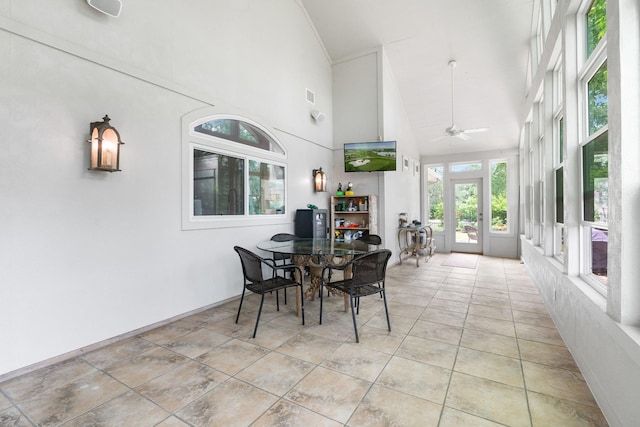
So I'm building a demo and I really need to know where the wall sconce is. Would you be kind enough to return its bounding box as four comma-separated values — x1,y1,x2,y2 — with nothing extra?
313,167,327,192
88,115,124,172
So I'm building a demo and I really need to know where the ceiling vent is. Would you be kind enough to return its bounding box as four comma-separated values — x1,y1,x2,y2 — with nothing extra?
306,88,315,105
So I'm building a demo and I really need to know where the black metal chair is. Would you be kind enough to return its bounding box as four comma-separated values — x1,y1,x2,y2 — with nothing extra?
270,233,297,304
319,249,392,343
357,233,382,245
234,246,304,338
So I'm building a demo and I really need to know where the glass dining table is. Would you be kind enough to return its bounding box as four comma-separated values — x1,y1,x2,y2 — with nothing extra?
256,237,375,317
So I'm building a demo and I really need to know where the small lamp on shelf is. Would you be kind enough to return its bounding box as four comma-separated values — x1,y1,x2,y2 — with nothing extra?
87,115,124,172
313,167,327,192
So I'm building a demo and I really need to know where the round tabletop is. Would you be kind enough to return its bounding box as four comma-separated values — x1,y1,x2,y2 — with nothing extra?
256,237,372,256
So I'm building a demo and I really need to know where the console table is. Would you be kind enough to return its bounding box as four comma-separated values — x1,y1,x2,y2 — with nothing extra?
397,225,435,267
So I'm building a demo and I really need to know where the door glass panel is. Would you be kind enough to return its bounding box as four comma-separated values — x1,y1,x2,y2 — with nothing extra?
455,182,479,244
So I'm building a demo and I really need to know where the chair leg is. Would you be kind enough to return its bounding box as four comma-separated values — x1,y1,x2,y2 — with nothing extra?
319,283,324,325
349,292,360,343
299,284,305,326
253,293,266,338
276,290,280,311
235,288,247,324
381,289,391,332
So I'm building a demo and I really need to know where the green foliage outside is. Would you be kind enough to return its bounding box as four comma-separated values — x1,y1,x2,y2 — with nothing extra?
586,0,607,57
491,162,508,231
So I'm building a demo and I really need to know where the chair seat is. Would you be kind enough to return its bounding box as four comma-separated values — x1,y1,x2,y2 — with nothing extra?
246,276,300,294
325,279,383,298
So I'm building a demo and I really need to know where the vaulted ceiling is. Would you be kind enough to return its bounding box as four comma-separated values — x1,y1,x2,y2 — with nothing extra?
301,0,535,156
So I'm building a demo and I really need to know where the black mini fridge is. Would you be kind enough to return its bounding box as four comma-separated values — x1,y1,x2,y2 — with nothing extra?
295,209,328,238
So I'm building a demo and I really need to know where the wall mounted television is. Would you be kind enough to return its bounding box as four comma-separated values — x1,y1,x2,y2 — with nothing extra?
344,141,397,172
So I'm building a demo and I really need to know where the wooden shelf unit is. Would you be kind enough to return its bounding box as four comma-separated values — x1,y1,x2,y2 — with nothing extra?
330,195,377,241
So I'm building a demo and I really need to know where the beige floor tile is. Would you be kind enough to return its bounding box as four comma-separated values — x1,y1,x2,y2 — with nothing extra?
275,332,342,364
60,390,168,426
427,297,470,314
285,366,371,424
518,339,579,371
103,347,187,388
470,294,512,309
420,307,467,327
237,323,302,349
252,399,342,426
0,406,33,427
376,356,451,403
366,311,415,334
0,393,10,411
522,361,598,407
454,347,524,388
155,416,192,426
460,329,520,358
321,342,391,382
15,370,128,426
176,378,278,426
386,300,425,320
515,322,565,346
396,335,458,369
510,299,548,315
465,314,516,337
196,339,269,376
528,391,608,427
1,358,97,402
135,360,229,412
236,351,314,396
439,407,505,427
349,384,442,426
82,337,156,370
163,327,231,358
446,372,530,427
355,324,405,354
434,289,472,303
391,292,434,307
472,287,510,299
468,303,513,321
139,321,194,345
410,319,463,345
512,309,555,328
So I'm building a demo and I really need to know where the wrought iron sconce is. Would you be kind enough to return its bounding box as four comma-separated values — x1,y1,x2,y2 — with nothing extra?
313,167,327,192
88,115,124,172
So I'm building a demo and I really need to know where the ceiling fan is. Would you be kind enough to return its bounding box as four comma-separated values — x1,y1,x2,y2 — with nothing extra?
435,60,489,141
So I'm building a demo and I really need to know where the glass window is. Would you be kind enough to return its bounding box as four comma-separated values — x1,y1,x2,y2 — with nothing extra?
195,118,285,155
183,112,288,229
490,161,508,232
426,166,444,232
582,131,608,223
586,0,607,58
450,162,482,172
193,149,245,216
555,167,564,224
249,160,285,215
587,61,608,135
558,117,564,163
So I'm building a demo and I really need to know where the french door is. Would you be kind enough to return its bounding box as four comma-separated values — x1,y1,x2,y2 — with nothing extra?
451,179,483,253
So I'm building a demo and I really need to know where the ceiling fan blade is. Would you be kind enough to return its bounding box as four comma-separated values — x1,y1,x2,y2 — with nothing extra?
463,127,489,134
431,134,448,142
455,133,471,141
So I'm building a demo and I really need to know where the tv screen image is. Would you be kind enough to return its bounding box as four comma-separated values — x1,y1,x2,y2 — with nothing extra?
344,141,397,172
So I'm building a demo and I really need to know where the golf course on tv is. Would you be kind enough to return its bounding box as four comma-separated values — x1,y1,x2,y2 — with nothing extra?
344,142,396,172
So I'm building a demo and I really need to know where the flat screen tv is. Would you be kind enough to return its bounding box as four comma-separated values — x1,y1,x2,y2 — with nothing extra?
344,141,397,172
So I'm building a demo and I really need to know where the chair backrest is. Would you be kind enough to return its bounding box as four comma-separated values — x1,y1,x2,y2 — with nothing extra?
234,246,264,283
351,249,392,286
357,234,382,245
271,233,296,242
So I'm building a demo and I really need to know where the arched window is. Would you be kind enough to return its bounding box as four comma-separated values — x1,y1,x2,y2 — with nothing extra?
182,110,288,230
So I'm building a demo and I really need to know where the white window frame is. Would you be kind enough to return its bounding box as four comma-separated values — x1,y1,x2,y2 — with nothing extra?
181,110,289,230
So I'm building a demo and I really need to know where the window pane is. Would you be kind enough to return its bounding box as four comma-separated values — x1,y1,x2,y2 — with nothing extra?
249,160,285,215
195,119,285,154
588,61,608,135
582,131,608,223
586,0,607,58
555,167,564,223
591,226,608,282
426,166,444,231
450,162,481,172
490,161,508,231
193,149,245,216
558,117,564,163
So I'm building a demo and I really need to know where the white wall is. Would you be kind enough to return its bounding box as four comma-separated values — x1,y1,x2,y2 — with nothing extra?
521,240,640,427
0,0,333,376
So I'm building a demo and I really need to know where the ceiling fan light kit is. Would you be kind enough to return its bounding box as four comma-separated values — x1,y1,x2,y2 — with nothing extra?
435,59,489,141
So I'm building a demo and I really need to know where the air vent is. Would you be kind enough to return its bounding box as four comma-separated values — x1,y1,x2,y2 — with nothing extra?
306,88,315,105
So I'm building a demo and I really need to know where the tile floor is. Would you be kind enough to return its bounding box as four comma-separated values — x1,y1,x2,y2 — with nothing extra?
0,254,609,426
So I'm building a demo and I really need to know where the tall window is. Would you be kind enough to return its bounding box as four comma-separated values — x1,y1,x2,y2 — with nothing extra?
183,113,288,229
490,160,508,232
553,60,565,260
426,166,444,232
580,0,607,290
